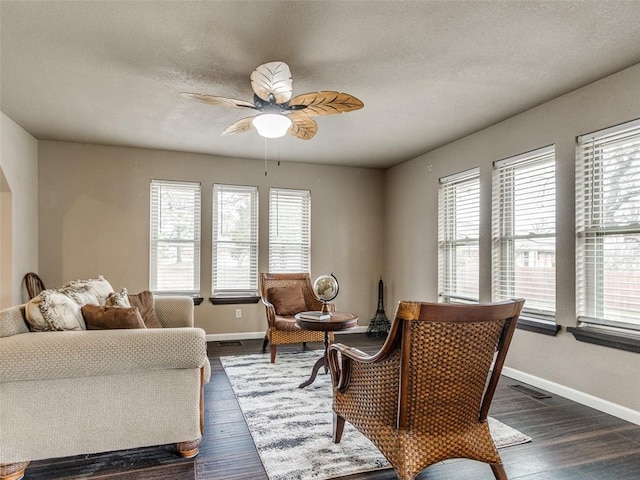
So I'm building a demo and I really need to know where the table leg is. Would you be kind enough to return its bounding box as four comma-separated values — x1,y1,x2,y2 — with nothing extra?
298,331,330,388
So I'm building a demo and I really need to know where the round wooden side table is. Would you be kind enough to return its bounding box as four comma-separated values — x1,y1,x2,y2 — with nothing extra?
295,311,358,388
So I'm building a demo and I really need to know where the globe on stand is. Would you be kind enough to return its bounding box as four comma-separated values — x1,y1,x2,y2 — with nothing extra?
313,273,339,315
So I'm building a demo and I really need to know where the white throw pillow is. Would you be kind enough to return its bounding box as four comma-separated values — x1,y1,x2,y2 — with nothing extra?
25,289,86,331
61,275,114,305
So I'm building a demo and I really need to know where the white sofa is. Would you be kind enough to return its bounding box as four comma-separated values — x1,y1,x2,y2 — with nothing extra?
0,281,210,480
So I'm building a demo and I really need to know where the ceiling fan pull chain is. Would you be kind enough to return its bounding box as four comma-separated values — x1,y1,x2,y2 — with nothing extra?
264,137,268,176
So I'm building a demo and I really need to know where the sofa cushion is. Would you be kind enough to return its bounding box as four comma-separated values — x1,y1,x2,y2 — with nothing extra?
105,288,131,307
268,286,307,316
25,289,86,331
82,305,146,330
61,275,114,305
127,290,163,328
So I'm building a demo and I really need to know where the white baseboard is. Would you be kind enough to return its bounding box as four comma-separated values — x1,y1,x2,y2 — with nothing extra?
206,325,369,343
502,367,640,426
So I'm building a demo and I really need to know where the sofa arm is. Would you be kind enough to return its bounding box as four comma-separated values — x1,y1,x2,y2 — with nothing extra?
0,327,209,383
154,296,194,328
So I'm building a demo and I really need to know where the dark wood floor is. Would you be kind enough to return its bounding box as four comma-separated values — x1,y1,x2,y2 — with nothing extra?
24,334,640,479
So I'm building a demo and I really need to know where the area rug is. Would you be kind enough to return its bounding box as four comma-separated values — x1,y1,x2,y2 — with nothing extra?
220,350,531,480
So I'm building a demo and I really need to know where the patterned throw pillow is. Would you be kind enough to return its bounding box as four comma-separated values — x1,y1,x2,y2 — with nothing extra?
82,305,146,330
105,288,131,307
58,283,99,306
61,275,114,305
25,289,86,331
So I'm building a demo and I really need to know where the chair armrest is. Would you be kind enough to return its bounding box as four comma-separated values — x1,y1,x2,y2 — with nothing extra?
260,297,278,327
328,342,396,392
0,328,209,382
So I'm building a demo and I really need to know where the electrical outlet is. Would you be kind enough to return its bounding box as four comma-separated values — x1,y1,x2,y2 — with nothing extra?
235,309,242,319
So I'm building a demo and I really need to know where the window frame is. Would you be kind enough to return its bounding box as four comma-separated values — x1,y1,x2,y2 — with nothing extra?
575,118,640,335
438,168,480,304
149,179,201,296
268,188,311,273
211,183,259,299
492,145,557,323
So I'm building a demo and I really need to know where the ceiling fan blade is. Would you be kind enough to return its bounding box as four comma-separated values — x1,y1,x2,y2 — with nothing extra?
180,92,256,110
288,91,364,116
221,116,256,136
287,112,318,140
250,62,293,104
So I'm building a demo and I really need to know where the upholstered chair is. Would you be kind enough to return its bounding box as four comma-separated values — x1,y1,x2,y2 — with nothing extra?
260,272,335,363
329,298,525,480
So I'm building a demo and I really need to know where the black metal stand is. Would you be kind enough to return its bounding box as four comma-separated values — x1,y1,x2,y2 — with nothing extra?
367,277,391,337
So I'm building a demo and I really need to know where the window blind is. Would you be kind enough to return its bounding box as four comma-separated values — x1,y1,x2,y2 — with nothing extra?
438,168,480,303
150,180,201,294
269,188,311,273
492,146,556,318
576,119,640,331
212,184,259,296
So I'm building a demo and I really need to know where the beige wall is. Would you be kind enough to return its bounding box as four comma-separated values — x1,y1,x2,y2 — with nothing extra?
384,63,640,412
37,141,385,335
0,113,38,306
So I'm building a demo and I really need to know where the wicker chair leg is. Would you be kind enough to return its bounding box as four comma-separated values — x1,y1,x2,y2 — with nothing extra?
333,412,345,443
490,462,508,480
302,341,307,350
270,344,277,363
261,335,269,353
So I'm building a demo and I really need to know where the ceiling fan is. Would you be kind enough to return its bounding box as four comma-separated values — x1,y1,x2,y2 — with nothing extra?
181,61,364,140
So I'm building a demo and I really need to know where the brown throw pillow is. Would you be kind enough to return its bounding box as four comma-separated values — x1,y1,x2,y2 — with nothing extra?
82,305,146,330
268,286,307,316
127,290,163,328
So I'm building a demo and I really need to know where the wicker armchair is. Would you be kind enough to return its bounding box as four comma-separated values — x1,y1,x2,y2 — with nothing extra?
329,299,525,480
260,272,335,363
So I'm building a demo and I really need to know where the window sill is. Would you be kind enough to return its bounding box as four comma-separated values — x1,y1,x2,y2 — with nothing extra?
152,293,203,306
516,316,560,336
567,324,640,354
209,296,261,305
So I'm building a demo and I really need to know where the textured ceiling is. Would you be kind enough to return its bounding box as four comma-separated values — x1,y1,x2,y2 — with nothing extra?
2,1,640,169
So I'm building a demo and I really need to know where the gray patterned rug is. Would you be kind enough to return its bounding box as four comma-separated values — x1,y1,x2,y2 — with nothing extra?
220,350,531,480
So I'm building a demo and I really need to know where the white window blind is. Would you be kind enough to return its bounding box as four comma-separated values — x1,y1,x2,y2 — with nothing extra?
492,146,556,318
576,119,640,331
150,180,201,294
438,168,480,303
212,184,259,296
269,188,311,273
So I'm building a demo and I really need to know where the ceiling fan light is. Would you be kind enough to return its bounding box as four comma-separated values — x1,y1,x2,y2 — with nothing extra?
252,113,292,138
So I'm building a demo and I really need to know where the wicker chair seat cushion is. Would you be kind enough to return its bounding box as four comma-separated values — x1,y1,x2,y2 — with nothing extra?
273,316,301,332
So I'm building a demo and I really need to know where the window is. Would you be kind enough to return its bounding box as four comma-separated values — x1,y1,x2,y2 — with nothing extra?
150,180,201,294
212,184,259,297
438,168,480,303
576,119,640,332
269,188,310,273
492,146,556,320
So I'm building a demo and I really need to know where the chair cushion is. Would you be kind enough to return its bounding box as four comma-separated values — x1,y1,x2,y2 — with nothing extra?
82,305,146,330
127,290,163,328
274,316,301,331
268,286,307,316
